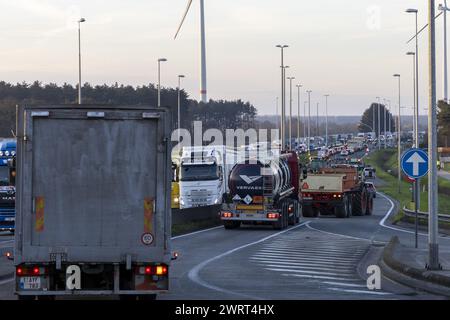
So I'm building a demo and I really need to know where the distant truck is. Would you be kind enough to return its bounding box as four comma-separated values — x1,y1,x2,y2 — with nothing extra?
0,140,16,233
300,166,372,218
14,105,172,300
221,151,302,230
179,145,236,209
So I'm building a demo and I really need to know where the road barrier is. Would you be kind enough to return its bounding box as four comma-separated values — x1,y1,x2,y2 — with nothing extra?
402,206,450,223
172,205,221,225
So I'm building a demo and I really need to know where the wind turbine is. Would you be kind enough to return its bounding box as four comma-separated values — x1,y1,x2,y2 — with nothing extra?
174,0,208,103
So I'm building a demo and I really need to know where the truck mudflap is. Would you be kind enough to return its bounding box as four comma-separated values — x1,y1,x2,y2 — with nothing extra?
15,263,169,296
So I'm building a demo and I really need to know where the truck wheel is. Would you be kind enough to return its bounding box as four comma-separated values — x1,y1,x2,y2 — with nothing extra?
365,196,373,215
312,207,319,218
273,202,287,230
302,205,313,217
295,202,301,224
352,189,367,216
334,204,347,218
223,221,241,229
346,197,352,218
288,201,297,226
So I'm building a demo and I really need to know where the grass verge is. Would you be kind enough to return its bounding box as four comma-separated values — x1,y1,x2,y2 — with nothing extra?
365,150,450,214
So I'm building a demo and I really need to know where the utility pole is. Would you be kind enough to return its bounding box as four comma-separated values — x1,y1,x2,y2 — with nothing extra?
276,45,288,150
296,84,302,146
376,97,381,150
288,76,295,150
324,94,330,147
427,0,440,270
394,74,401,194
307,90,312,157
316,103,319,139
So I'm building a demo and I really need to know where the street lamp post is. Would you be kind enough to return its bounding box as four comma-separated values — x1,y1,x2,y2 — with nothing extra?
427,0,440,270
393,74,401,194
158,58,167,107
324,94,330,147
276,97,280,132
306,90,312,156
276,45,289,150
78,18,86,105
287,76,295,149
177,75,185,141
376,97,381,150
303,100,307,139
439,2,449,101
316,103,319,139
296,84,302,146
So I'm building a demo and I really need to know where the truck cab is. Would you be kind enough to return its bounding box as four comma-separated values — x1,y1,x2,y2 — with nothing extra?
179,146,227,209
0,140,16,233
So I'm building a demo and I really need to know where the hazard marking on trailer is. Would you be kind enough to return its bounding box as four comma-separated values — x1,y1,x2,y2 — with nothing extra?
302,182,309,189
35,196,44,232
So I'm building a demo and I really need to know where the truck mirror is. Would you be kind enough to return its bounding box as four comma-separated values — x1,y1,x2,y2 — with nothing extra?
171,252,179,261
5,251,13,261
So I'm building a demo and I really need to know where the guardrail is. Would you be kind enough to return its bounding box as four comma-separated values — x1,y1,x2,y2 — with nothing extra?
402,206,450,223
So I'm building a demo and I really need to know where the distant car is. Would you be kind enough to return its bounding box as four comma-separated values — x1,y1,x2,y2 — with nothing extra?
364,167,376,179
340,150,349,156
365,182,377,198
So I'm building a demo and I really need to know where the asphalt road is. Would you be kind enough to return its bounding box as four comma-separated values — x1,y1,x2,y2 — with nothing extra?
0,150,449,300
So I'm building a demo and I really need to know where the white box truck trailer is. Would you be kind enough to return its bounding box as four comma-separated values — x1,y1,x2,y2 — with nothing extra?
14,105,172,300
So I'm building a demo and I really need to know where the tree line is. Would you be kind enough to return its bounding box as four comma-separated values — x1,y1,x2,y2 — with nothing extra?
0,81,257,138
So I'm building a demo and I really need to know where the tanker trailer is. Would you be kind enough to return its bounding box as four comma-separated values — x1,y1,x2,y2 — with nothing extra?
221,152,301,230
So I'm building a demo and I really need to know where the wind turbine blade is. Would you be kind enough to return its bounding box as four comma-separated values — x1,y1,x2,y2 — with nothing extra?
174,0,193,39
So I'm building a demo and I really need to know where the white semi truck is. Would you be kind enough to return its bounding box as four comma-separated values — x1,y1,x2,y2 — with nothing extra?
178,145,238,209
14,105,173,300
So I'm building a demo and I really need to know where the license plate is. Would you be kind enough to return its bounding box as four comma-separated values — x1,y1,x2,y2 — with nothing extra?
19,277,41,290
243,211,256,215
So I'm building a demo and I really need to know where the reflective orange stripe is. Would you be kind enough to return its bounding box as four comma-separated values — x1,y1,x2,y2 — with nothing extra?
35,196,44,232
144,198,154,233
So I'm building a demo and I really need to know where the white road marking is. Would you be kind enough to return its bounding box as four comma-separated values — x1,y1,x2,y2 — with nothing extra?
187,222,309,299
322,281,367,288
253,252,360,263
282,273,361,282
305,222,386,244
377,192,450,241
255,260,355,272
171,225,223,240
0,277,14,286
327,287,392,296
249,256,358,268
265,267,358,278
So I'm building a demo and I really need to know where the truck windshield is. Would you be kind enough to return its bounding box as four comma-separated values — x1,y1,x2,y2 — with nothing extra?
180,164,219,181
0,166,9,186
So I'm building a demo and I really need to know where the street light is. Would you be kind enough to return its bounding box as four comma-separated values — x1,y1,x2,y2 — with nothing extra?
276,45,289,150
78,18,86,105
306,90,312,156
427,0,440,270
324,94,330,147
393,74,401,194
157,58,167,107
316,102,320,139
406,52,417,148
287,76,295,149
303,100,307,139
177,75,185,142
296,84,302,145
439,2,449,101
376,96,381,150
406,9,420,152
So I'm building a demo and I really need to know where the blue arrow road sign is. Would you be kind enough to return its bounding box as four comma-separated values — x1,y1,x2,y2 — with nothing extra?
401,148,429,179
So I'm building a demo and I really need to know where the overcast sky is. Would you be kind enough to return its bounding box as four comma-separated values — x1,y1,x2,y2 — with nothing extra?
0,0,446,116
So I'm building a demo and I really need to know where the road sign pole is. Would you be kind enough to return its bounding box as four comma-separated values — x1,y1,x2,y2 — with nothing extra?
401,148,430,251
415,179,418,249
428,0,440,270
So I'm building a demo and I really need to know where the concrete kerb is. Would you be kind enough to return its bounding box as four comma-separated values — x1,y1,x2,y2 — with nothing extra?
381,236,450,297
